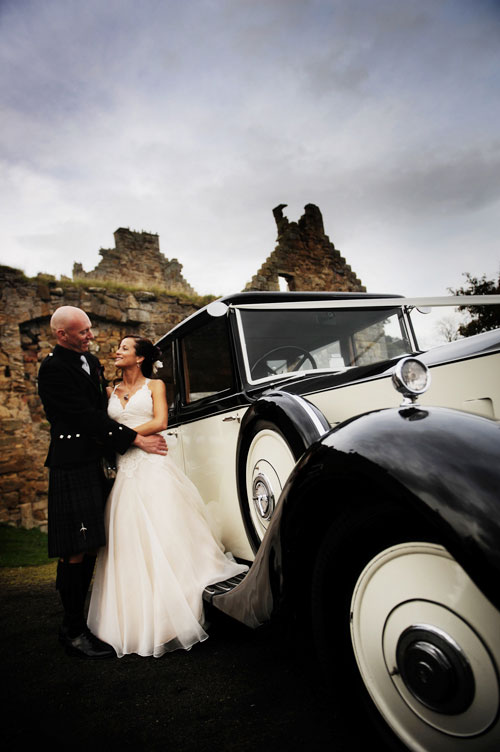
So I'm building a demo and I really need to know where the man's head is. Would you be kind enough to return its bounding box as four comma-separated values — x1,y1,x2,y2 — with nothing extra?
50,306,94,353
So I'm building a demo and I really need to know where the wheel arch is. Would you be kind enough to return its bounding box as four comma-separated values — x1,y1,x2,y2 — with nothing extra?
213,404,500,631
236,390,330,552
237,389,330,457
277,405,500,615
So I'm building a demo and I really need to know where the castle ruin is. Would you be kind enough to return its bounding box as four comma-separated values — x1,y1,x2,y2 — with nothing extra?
73,228,196,295
0,203,365,532
245,203,365,292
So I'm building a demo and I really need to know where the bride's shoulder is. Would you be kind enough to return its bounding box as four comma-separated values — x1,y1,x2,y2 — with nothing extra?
147,378,166,396
107,381,122,398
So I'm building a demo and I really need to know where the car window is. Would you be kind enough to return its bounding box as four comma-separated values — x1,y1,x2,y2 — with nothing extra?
351,313,410,365
239,307,412,380
181,315,234,403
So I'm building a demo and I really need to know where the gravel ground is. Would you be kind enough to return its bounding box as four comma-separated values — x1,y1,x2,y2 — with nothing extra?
0,563,351,751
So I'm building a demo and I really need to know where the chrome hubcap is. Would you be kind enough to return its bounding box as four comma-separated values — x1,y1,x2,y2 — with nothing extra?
396,625,475,715
252,472,275,520
245,429,295,542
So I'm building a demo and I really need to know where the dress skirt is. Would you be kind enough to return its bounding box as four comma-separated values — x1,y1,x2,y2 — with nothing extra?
87,444,247,658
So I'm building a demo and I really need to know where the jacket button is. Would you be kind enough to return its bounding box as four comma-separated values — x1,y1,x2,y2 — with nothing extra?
59,434,64,439
108,431,113,435
76,434,80,438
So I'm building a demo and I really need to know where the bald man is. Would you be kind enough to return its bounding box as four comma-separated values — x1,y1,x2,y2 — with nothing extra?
38,306,167,658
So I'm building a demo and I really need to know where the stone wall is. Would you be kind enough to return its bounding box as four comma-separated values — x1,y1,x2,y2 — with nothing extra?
1,204,365,533
73,228,196,295
245,204,365,292
0,266,200,532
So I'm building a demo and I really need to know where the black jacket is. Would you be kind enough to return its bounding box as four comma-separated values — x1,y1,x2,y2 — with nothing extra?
38,345,136,468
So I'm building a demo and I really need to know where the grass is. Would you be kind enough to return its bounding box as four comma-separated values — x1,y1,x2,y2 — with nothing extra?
0,523,52,567
2,264,220,307
61,276,218,306
34,271,218,307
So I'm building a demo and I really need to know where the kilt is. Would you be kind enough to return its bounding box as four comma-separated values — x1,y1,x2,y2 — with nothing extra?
47,460,109,558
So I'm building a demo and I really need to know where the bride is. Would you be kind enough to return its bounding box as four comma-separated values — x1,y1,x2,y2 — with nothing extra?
87,335,247,658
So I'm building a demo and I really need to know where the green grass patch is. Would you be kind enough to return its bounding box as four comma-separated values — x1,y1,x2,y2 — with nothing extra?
1,263,220,307
41,274,218,306
0,524,52,567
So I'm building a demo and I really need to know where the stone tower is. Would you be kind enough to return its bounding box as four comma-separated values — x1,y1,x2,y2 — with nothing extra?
245,204,365,292
73,228,196,295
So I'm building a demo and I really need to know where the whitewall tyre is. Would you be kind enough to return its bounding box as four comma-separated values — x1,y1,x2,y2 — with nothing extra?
350,542,500,751
244,424,295,545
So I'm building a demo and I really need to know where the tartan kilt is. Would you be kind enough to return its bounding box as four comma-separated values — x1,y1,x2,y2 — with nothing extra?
47,460,109,558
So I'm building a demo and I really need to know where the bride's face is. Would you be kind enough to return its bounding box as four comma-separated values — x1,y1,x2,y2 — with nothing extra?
115,338,139,370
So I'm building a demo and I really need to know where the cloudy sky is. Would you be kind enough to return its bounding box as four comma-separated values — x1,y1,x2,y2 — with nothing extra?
1,0,499,300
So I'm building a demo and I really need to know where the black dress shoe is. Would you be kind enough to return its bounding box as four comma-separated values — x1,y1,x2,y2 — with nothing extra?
65,629,116,659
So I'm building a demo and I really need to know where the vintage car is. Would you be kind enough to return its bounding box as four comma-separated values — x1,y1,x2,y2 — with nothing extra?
155,291,500,751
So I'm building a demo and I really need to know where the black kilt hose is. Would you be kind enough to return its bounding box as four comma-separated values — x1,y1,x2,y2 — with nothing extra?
38,345,137,559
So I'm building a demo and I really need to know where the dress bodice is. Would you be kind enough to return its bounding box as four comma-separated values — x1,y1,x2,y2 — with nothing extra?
108,380,154,428
108,380,172,478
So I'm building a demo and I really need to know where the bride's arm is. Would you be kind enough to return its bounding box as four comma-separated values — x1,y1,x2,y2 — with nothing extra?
133,380,168,436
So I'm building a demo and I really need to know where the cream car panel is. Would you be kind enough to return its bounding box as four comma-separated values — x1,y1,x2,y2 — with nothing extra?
419,354,500,419
307,353,500,427
162,429,185,468
177,407,254,561
307,376,402,427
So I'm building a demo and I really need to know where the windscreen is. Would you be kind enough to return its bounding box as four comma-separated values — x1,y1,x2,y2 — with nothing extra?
239,307,413,381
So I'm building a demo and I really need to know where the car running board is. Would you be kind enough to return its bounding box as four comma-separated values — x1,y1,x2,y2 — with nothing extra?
202,572,247,603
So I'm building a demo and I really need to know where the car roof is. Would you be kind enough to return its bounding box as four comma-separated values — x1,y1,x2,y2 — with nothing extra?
156,290,403,344
216,291,401,305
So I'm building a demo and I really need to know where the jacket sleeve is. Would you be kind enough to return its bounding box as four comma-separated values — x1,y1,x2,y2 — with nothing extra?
38,357,136,455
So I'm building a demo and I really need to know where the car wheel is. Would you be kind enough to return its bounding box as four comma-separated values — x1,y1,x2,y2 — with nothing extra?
311,502,500,751
238,419,297,551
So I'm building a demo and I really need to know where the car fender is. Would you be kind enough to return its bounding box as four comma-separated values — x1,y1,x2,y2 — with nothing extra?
235,389,330,551
238,389,330,456
215,404,500,626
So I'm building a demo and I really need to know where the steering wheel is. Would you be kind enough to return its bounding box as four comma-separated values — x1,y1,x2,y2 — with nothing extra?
251,346,317,378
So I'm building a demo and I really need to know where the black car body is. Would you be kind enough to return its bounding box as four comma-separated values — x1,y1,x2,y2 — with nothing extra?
156,291,500,751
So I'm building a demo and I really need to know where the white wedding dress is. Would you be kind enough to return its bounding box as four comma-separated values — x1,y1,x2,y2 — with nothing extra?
87,380,247,658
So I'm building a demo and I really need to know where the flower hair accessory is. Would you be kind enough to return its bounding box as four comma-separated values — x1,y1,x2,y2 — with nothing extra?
153,360,163,374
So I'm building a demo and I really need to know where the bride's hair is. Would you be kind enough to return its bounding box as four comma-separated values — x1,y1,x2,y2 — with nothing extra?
126,335,162,378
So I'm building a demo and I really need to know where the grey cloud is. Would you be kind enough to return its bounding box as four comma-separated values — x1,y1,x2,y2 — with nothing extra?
359,146,500,217
1,0,499,299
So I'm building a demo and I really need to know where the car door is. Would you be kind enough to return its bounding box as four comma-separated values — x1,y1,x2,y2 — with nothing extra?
171,314,253,560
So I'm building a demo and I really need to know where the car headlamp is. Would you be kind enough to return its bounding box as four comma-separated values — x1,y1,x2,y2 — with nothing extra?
392,357,431,404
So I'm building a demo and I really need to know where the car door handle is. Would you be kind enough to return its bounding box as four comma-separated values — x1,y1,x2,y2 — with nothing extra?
222,416,241,423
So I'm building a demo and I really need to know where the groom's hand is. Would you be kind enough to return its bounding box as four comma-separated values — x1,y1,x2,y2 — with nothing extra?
133,434,168,455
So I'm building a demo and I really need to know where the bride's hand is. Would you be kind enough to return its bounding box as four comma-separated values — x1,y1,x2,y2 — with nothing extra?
133,433,168,455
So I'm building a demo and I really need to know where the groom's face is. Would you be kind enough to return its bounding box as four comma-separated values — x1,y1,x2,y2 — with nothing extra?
60,313,94,353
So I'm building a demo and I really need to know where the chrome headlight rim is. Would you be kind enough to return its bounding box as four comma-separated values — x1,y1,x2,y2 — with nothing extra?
392,357,431,402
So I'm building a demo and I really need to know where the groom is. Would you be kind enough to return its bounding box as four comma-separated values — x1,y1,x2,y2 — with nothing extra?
38,305,167,658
